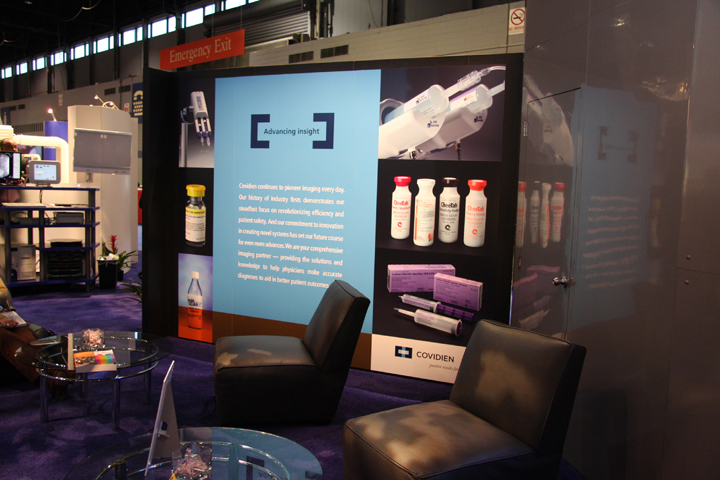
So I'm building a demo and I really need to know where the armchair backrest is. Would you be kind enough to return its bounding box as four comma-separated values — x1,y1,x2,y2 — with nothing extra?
302,280,370,374
449,320,586,456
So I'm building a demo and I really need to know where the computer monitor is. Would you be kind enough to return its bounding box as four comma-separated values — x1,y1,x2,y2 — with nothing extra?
73,128,132,175
0,152,22,181
27,160,61,186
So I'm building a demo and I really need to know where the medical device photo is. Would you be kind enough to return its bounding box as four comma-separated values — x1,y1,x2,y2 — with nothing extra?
180,90,214,167
378,66,506,160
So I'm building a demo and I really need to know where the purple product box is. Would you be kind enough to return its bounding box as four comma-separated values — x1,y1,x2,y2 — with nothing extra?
433,273,483,311
387,264,456,293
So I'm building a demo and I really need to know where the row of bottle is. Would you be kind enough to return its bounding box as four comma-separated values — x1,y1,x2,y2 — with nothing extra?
515,181,565,248
391,176,487,247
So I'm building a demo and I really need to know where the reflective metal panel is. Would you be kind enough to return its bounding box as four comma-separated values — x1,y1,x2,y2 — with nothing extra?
525,0,590,50
662,270,720,478
513,88,580,338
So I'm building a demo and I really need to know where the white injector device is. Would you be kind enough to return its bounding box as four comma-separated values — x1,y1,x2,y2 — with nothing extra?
378,66,506,160
190,91,212,146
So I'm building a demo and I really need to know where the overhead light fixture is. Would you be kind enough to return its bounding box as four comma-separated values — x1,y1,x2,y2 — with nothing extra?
47,108,57,121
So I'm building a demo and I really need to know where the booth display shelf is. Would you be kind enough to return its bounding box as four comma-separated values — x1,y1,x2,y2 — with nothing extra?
0,186,99,291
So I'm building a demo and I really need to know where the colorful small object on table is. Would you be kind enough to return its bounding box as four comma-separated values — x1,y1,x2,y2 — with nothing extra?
82,328,105,350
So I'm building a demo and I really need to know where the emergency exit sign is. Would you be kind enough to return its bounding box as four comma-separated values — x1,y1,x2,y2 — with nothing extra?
160,30,245,70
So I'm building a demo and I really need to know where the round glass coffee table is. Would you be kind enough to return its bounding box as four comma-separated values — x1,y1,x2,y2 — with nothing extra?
15,330,173,428
65,427,323,479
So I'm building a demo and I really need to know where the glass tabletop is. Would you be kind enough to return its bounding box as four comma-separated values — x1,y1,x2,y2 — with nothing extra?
65,427,323,479
15,331,174,381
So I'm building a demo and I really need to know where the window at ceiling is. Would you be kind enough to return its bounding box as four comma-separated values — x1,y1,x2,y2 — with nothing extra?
1,66,11,79
71,43,89,60
150,18,168,37
94,35,114,53
123,28,136,45
15,62,28,75
32,56,46,71
51,51,66,65
185,7,204,27
225,0,245,8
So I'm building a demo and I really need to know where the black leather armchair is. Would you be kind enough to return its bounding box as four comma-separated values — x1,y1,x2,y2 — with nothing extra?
343,319,586,480
214,280,370,426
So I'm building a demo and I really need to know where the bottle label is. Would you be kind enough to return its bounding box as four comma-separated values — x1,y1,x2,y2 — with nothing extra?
464,202,486,246
551,204,563,242
540,203,550,247
529,203,540,243
188,294,203,312
438,199,459,241
186,207,206,243
515,198,526,247
414,198,435,243
391,198,411,238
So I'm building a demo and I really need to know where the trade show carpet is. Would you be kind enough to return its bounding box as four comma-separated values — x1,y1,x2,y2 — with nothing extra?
1,264,585,480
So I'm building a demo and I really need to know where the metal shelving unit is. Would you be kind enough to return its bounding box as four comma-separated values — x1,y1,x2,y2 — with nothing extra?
0,186,100,291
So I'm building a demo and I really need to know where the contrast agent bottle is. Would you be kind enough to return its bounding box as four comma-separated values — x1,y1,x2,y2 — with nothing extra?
529,181,541,244
187,271,203,329
391,176,412,239
463,179,487,247
438,177,460,243
185,184,207,247
413,178,436,247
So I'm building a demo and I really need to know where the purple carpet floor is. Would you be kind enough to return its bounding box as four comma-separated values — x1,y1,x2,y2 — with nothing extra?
0,261,584,479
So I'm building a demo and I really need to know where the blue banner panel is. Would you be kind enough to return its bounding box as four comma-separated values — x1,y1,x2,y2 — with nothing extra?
213,70,381,332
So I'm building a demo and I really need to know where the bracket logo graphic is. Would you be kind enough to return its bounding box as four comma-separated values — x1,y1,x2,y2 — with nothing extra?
250,113,335,149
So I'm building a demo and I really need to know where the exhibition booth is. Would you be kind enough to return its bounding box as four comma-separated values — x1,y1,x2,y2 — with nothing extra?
142,53,524,384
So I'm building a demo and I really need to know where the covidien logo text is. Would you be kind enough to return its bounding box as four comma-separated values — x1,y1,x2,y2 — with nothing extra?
251,113,335,149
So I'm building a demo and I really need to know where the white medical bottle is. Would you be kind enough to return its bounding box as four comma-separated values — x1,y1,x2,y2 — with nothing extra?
551,182,565,242
413,178,436,247
185,184,207,247
463,179,487,247
187,272,203,329
515,181,527,248
540,182,552,248
438,177,460,243
529,181,540,244
391,176,412,239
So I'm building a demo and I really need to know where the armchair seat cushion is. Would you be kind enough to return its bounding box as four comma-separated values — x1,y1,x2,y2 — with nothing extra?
215,335,332,425
215,335,316,371
344,400,557,480
213,280,370,426
342,320,586,480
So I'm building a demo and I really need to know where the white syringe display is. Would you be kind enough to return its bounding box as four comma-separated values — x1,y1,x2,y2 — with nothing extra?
382,85,449,124
395,308,462,336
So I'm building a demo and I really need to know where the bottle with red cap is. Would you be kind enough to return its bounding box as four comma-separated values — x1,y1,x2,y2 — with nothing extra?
551,182,565,242
463,179,487,247
391,176,412,239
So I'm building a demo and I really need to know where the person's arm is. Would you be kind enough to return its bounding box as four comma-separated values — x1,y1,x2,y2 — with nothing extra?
0,313,19,328
0,277,14,311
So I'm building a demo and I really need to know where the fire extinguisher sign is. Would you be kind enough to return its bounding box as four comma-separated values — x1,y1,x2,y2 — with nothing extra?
508,7,526,35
